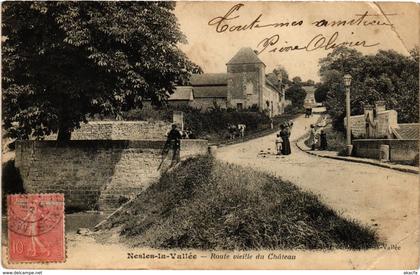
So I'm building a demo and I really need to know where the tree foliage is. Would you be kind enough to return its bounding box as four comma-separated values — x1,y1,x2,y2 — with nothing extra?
304,79,315,86
314,82,328,103
285,84,307,110
292,76,302,85
319,47,419,130
272,65,290,88
2,2,201,140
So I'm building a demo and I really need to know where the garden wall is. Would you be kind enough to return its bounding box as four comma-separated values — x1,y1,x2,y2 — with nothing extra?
15,139,208,211
348,110,398,138
352,139,419,164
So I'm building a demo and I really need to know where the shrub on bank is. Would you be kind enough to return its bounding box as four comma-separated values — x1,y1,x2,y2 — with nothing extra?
284,105,304,115
98,156,381,250
123,105,293,142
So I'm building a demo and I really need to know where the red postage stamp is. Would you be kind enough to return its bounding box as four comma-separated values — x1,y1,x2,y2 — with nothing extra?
7,194,65,263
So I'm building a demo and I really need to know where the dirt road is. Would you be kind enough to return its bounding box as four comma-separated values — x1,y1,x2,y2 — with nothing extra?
217,113,419,254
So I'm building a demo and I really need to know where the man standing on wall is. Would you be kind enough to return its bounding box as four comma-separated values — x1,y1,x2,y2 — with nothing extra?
166,124,182,167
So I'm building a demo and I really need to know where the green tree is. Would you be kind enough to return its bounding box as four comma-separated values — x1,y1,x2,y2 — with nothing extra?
285,84,306,110
272,65,290,88
314,82,328,102
2,2,200,140
303,79,315,86
266,73,280,88
292,76,302,85
319,47,419,130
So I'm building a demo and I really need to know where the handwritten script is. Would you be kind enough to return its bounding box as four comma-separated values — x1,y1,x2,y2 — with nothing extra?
208,3,396,54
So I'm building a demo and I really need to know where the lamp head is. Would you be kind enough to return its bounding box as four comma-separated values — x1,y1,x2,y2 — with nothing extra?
343,74,352,87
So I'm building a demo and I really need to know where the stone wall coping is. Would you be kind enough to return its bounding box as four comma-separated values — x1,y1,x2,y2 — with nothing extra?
16,139,208,149
350,110,397,118
376,110,397,114
349,114,365,118
82,120,170,124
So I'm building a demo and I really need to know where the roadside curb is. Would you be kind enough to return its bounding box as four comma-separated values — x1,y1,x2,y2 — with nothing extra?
296,139,419,175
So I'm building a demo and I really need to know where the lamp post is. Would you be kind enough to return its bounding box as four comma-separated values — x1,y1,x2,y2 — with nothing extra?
343,74,352,156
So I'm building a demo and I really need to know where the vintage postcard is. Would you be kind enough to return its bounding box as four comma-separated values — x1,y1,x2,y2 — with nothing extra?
1,1,419,271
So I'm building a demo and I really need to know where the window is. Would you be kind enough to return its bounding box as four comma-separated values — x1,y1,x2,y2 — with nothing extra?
237,103,243,110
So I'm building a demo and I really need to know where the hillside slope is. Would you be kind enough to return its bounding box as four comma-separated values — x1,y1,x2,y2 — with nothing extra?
97,156,380,250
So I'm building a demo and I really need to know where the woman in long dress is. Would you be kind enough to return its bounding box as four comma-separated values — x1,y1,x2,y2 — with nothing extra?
280,124,291,155
308,124,318,150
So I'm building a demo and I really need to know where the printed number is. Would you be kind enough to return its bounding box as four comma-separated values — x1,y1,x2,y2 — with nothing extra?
11,240,24,254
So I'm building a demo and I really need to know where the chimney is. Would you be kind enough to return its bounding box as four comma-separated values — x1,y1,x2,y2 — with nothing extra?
375,101,386,113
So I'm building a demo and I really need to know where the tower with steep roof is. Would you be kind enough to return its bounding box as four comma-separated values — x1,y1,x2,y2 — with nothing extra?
226,47,266,111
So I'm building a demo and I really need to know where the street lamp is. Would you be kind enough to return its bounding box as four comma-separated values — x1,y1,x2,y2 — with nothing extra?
343,74,352,156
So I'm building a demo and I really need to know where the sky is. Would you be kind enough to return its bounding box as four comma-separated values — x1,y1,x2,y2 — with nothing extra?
174,2,418,82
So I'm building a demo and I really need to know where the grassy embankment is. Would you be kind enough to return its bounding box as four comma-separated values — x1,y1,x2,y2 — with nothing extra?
98,155,381,250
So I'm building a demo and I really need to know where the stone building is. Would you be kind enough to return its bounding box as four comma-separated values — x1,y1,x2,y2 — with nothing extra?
169,47,285,116
302,85,316,108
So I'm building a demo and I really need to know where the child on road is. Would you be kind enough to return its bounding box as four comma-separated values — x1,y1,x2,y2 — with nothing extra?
275,134,283,155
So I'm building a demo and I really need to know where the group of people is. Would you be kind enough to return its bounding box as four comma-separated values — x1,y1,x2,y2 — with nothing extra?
227,123,246,139
308,124,328,151
275,121,293,156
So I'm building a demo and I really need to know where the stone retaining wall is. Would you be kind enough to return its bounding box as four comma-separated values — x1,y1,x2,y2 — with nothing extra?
15,139,208,211
353,139,419,164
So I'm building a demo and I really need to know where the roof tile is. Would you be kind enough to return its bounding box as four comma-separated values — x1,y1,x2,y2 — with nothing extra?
193,86,227,98
190,73,227,86
168,86,193,101
394,123,420,140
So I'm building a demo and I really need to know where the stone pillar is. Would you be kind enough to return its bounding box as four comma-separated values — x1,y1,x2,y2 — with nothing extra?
173,111,184,131
364,104,374,138
363,104,374,116
375,100,386,113
379,144,390,162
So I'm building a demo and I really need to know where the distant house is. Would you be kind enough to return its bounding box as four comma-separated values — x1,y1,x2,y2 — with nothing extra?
189,74,228,110
169,47,286,116
168,86,194,106
302,85,316,108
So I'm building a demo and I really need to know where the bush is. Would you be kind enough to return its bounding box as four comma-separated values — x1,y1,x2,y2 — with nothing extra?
123,105,277,141
98,156,381,250
284,105,303,115
123,104,172,122
323,127,346,152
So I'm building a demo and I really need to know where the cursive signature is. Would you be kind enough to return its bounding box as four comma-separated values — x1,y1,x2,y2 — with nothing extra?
208,4,396,33
208,3,303,33
257,32,380,54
